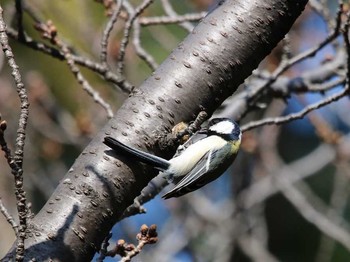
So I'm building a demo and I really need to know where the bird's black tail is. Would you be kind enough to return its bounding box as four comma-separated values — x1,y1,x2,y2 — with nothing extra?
104,136,170,171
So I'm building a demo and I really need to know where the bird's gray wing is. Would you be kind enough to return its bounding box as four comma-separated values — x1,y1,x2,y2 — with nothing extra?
162,148,218,199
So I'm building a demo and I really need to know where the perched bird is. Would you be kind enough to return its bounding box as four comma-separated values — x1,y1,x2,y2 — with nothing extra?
103,118,241,199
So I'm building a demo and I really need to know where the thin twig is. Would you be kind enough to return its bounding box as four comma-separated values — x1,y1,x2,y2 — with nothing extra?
117,0,154,74
122,1,158,71
237,234,279,262
281,33,292,61
160,0,194,32
96,232,112,262
105,225,158,261
5,27,133,93
240,34,347,130
309,0,333,29
343,6,350,87
300,76,345,93
174,111,208,140
0,197,18,234
270,2,343,79
315,163,350,262
35,21,114,118
241,84,349,132
0,6,29,261
60,43,114,118
133,17,158,70
139,12,206,26
281,181,350,251
239,142,335,212
22,1,42,24
100,0,124,66
121,174,167,219
257,117,350,253
244,3,344,109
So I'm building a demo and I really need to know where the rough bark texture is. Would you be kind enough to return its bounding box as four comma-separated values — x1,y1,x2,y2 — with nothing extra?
3,0,308,261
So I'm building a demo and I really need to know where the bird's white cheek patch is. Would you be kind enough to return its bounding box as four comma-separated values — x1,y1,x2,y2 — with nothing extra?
209,121,235,134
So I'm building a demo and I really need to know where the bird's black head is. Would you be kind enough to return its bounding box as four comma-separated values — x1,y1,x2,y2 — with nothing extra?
207,118,241,141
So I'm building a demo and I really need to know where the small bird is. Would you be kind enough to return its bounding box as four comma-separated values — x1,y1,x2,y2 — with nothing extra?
103,118,241,199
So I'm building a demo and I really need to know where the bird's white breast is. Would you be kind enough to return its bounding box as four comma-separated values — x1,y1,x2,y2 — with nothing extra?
168,135,227,177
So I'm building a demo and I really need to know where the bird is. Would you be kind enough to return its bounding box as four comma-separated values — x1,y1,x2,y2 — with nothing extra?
103,118,241,199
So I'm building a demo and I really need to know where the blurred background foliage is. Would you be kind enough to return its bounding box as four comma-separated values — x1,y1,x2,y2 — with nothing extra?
1,0,350,261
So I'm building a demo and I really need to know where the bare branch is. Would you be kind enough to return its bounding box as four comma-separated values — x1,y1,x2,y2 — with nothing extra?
5,27,133,92
160,0,194,32
0,198,18,234
35,21,114,118
0,6,29,261
270,2,343,79
281,181,350,251
100,0,124,66
139,12,206,26
132,17,158,70
241,85,349,132
106,224,158,262
117,0,154,74
96,232,112,262
237,234,279,262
